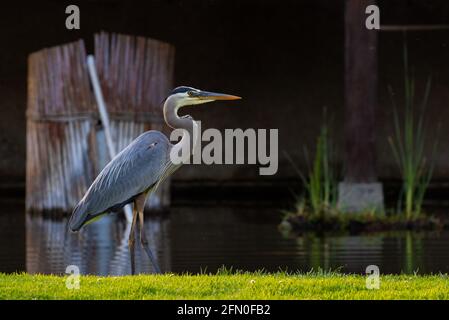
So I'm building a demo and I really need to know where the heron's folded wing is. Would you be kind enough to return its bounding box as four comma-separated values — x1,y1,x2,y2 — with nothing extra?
69,131,170,230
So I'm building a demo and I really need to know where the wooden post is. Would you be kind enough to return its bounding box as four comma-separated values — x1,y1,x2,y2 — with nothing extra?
338,0,384,213
87,55,133,223
26,40,97,213
94,32,175,211
26,34,175,214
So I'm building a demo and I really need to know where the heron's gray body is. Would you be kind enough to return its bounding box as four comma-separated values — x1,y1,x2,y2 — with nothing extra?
69,130,175,231
67,86,240,274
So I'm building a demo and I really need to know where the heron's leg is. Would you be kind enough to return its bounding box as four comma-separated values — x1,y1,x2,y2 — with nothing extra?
128,203,138,275
136,193,162,274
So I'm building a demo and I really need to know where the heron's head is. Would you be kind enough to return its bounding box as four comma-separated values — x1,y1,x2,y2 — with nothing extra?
165,86,241,109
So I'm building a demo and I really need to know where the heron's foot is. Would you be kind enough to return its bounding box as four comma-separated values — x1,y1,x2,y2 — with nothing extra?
140,241,162,274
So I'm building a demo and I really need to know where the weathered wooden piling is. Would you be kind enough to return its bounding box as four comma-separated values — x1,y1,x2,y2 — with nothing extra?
26,33,175,213
94,32,175,209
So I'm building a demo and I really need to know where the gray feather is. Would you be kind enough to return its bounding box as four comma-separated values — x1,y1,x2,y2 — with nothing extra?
69,130,173,231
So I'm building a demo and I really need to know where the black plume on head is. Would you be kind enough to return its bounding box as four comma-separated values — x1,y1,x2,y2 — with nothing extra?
161,86,197,104
170,86,196,95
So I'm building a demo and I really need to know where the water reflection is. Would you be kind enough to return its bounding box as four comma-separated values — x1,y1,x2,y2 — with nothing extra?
154,207,449,274
2,201,449,275
26,214,169,275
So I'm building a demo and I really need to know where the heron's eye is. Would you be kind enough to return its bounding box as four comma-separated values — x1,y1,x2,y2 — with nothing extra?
187,91,195,97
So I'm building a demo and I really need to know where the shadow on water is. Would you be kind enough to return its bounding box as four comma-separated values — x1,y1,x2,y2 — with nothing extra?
2,199,449,275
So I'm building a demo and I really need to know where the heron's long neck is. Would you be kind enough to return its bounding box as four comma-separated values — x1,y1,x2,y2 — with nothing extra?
163,98,197,161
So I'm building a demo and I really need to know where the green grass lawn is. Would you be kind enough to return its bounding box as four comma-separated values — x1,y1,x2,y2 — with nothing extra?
1,272,449,299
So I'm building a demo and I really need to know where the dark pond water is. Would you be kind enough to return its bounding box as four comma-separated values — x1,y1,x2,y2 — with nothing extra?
1,199,449,275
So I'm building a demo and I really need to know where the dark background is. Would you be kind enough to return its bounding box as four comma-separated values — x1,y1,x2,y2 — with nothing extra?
1,0,449,189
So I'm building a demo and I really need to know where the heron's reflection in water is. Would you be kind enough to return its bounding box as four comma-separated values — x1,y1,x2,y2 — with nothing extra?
26,213,170,276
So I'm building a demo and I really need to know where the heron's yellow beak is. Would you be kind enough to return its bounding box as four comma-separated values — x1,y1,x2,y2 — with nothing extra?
198,90,241,101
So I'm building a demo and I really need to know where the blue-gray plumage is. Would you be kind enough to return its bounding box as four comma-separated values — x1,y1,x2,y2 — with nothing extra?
69,131,172,231
68,86,241,274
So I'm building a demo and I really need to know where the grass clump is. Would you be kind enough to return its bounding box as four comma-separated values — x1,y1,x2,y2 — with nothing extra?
283,44,441,234
388,44,438,219
286,110,338,219
1,272,449,300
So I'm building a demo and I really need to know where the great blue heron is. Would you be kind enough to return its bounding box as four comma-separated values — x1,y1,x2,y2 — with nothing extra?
68,86,241,274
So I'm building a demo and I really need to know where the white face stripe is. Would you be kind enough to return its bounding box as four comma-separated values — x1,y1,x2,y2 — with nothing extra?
170,92,214,111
